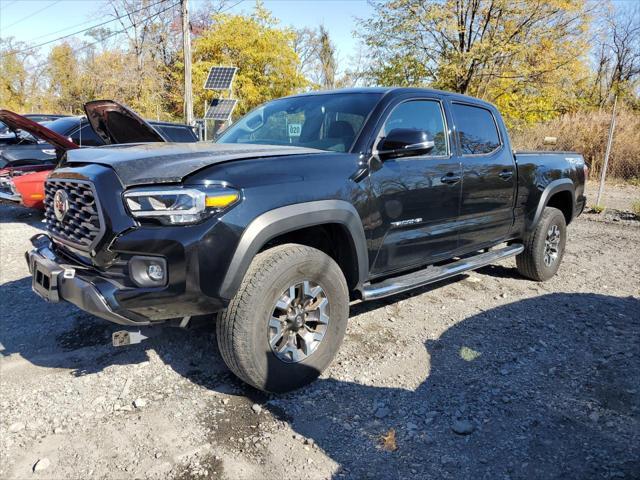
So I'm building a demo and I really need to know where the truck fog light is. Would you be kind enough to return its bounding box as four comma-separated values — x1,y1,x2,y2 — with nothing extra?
129,256,167,287
147,263,164,281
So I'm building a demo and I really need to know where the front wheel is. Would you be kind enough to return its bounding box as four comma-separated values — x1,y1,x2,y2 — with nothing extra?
216,244,349,393
516,206,567,281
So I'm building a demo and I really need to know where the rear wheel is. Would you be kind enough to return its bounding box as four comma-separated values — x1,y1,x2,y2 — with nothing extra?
516,206,567,281
216,244,349,393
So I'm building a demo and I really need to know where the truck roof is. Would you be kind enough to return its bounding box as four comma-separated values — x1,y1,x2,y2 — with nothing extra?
284,87,497,109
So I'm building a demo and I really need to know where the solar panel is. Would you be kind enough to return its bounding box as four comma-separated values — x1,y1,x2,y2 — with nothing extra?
203,66,237,90
205,98,237,120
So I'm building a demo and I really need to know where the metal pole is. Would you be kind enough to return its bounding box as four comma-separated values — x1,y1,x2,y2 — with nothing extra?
596,95,617,206
181,0,194,125
203,99,207,141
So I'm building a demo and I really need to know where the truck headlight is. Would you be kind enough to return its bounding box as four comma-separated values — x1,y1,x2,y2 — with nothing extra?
123,185,240,225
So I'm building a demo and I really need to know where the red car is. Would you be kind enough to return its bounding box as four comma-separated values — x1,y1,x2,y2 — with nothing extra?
0,113,77,206
12,169,50,208
0,165,52,208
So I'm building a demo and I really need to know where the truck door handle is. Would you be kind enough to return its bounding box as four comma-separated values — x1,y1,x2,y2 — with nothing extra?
498,170,514,179
441,173,461,185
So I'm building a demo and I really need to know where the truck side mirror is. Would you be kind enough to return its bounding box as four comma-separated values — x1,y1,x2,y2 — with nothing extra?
377,128,435,160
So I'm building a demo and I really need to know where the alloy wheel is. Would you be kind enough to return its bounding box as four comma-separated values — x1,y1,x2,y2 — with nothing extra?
268,280,330,363
543,224,561,267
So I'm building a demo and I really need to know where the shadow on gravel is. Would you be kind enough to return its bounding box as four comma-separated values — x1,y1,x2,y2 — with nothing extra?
0,202,45,225
1,286,638,479
265,293,640,480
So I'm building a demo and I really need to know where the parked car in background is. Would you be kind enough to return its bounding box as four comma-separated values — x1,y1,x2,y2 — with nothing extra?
9,169,51,208
0,114,71,146
0,101,199,208
0,114,198,170
24,88,587,393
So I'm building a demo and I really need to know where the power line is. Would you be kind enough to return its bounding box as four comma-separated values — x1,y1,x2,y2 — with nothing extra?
2,0,63,31
4,0,243,58
2,0,172,58
26,1,181,70
29,0,168,43
1,0,21,9
218,0,245,14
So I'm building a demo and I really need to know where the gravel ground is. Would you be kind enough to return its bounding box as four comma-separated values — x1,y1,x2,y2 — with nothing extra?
1,183,639,480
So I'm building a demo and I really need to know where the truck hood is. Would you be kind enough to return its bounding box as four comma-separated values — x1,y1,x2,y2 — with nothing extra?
84,100,166,144
64,142,323,187
0,110,79,151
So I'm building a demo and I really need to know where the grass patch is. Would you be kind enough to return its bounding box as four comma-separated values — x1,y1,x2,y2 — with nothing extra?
460,346,482,361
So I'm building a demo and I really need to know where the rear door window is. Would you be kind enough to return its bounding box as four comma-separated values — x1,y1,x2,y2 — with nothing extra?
451,103,501,155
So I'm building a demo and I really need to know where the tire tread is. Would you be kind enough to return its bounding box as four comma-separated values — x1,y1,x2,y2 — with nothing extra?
516,207,565,281
216,244,346,390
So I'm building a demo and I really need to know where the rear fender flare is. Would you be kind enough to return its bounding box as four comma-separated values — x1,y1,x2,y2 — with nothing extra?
219,200,368,300
527,178,575,232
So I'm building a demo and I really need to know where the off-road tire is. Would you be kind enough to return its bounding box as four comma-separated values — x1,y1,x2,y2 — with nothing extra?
516,206,567,281
216,244,349,393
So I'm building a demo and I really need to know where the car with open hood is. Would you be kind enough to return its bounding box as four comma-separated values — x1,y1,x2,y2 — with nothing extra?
0,113,70,146
0,101,198,207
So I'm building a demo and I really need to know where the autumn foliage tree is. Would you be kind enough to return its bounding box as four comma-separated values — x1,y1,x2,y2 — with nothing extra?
0,40,31,111
185,5,307,117
358,0,594,126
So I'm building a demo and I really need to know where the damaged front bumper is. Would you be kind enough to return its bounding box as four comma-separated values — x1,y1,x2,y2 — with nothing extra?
25,234,151,326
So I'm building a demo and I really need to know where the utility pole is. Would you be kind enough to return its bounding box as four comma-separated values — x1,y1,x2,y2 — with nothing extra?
181,0,194,125
596,95,617,207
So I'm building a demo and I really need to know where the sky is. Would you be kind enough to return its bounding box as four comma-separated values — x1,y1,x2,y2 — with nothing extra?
0,0,374,62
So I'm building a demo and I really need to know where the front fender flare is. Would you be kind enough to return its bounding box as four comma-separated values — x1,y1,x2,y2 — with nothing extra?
219,200,368,300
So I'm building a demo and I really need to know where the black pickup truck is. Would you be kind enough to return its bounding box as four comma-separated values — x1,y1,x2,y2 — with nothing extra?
25,88,587,392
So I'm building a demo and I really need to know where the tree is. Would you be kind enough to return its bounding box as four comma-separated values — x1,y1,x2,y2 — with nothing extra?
592,2,640,105
358,0,594,126
185,4,307,117
0,40,31,111
317,25,337,89
294,25,339,89
45,43,83,114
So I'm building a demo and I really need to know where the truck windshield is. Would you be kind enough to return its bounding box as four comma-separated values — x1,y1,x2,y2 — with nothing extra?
216,93,383,152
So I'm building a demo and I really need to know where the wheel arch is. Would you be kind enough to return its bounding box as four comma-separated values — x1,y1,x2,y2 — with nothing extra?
527,179,575,232
219,200,369,300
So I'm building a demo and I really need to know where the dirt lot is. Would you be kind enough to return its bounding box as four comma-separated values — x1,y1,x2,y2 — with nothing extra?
1,182,639,480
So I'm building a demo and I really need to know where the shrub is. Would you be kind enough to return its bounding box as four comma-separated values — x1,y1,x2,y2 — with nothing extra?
511,106,640,181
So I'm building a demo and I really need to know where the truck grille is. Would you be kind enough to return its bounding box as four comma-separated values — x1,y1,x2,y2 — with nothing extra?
44,179,103,250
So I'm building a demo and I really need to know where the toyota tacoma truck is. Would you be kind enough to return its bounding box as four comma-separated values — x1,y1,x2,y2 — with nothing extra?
23,88,587,392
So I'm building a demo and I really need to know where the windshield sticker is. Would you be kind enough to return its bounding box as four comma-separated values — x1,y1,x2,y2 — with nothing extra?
288,123,302,137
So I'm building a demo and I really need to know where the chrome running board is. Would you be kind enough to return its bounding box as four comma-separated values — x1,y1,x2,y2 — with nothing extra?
362,244,524,301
